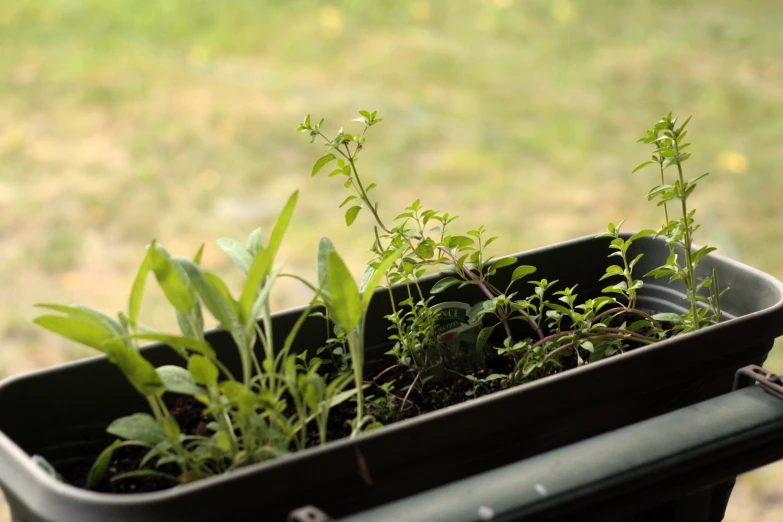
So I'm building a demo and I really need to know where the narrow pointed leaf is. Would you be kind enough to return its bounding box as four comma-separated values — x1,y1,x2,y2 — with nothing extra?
216,238,253,273
311,154,336,176
129,246,153,327
327,251,362,332
511,265,537,282
431,276,461,294
361,249,404,308
149,246,194,314
240,191,298,323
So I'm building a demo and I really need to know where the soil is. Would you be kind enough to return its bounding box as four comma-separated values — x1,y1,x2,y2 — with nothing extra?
60,308,674,494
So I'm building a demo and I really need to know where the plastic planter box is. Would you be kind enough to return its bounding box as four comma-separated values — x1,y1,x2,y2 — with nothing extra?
337,365,783,522
1,233,782,522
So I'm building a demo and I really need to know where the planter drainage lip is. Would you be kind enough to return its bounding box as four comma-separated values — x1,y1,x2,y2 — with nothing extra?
1,233,783,521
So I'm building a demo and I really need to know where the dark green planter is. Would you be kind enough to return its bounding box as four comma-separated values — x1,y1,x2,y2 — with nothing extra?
1,234,782,522
335,365,783,522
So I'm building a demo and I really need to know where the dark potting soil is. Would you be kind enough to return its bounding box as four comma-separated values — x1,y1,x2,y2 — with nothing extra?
61,308,674,494
58,396,208,494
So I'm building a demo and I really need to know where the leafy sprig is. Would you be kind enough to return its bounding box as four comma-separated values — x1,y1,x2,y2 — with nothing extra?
635,113,726,331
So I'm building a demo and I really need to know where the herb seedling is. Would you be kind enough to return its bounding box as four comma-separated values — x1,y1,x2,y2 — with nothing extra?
33,191,393,488
635,113,727,331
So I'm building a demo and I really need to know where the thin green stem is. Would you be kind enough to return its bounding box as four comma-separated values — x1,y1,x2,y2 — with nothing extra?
348,328,365,437
544,333,656,362
671,136,699,330
589,307,663,330
658,159,670,226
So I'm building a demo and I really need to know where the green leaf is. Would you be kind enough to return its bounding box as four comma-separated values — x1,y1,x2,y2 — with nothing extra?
489,257,517,273
629,253,645,271
629,229,656,242
338,195,357,208
246,228,264,256
311,154,336,176
116,333,216,359
317,237,336,287
149,246,194,314
602,281,628,295
129,246,153,327
652,313,682,323
448,236,474,249
691,246,717,265
361,249,404,309
247,265,282,329
599,265,624,281
632,161,654,173
216,238,253,273
35,304,124,337
326,251,362,332
522,361,538,377
214,431,233,452
689,172,710,185
415,239,435,260
157,366,208,396
240,191,298,325
511,265,537,282
359,264,376,293
193,243,205,265
676,115,692,135
188,355,219,386
345,205,362,226
107,414,165,446
161,416,181,441
87,440,125,489
34,315,113,352
109,348,165,397
177,260,240,334
431,276,461,294
476,326,494,352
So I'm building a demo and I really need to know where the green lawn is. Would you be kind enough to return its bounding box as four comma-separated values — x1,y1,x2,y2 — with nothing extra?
1,1,783,520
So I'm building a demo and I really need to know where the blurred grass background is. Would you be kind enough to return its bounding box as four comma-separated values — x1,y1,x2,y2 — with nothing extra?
1,0,783,520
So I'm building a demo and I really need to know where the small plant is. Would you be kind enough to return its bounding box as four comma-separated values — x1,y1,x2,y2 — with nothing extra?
33,192,395,488
634,113,727,331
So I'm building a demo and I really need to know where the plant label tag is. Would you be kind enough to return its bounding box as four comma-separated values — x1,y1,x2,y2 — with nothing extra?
431,301,480,343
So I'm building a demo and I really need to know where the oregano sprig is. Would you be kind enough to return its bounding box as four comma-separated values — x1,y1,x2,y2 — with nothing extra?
635,113,725,331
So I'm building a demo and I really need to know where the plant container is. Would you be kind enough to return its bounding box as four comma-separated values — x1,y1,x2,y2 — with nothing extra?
335,365,783,522
1,233,782,522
